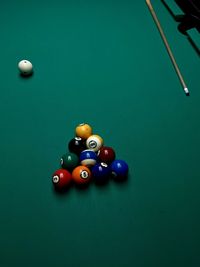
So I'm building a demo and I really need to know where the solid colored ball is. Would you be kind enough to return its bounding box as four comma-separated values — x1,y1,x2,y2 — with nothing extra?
68,137,86,155
18,60,33,76
75,123,92,139
86,134,103,152
80,150,97,167
92,162,110,183
60,152,79,171
52,169,72,189
110,159,129,180
97,146,116,164
72,166,91,185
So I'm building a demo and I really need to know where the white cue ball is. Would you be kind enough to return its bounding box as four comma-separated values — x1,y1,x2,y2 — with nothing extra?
18,60,33,76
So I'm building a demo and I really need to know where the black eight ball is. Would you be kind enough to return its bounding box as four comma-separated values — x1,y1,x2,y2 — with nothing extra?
68,137,86,155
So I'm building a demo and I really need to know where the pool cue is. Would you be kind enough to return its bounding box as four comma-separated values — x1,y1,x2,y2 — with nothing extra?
146,0,190,96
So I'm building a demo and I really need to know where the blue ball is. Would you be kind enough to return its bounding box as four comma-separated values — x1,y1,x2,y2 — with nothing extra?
80,150,97,167
110,159,129,179
92,162,111,183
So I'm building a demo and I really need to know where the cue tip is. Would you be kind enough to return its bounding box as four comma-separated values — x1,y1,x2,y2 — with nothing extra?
184,87,190,96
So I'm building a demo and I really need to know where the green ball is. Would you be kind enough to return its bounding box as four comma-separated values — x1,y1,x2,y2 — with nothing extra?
60,152,79,171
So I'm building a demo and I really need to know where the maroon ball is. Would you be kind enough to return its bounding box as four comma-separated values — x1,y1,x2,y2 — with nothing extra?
97,146,116,164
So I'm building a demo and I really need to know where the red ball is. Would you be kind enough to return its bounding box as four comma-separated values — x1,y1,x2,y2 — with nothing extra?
97,146,116,164
52,169,72,189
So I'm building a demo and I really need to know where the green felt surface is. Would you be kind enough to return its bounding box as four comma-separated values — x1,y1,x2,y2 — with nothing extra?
0,1,200,266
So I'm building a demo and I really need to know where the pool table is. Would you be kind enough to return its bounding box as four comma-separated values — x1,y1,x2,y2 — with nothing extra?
0,1,200,266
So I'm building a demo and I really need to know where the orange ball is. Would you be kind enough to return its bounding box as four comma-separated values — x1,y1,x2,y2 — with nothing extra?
75,123,92,139
72,165,91,185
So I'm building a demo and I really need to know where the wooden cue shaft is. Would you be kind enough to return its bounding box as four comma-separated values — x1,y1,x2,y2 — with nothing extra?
146,0,189,96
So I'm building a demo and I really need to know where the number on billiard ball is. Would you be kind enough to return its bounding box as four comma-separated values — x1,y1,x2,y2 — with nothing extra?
86,134,103,152
72,166,91,185
52,169,72,189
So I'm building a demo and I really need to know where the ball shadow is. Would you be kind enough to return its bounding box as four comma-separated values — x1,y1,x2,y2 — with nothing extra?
111,174,130,187
92,177,112,194
18,71,34,79
52,174,130,197
52,184,72,198
73,182,92,194
93,177,110,187
161,0,200,56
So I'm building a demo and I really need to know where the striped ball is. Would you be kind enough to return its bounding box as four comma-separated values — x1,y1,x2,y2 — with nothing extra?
80,150,97,167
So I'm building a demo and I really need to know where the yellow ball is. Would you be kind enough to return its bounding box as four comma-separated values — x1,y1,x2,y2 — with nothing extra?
75,123,92,139
86,134,103,152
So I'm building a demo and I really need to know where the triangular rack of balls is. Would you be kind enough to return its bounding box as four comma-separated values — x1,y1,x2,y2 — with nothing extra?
52,123,129,190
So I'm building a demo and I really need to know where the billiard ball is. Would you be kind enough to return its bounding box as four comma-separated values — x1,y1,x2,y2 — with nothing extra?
52,169,72,189
86,134,103,152
75,123,92,139
60,152,79,171
18,60,33,76
68,137,86,155
72,166,91,185
110,159,129,180
97,146,116,164
91,162,110,183
80,150,97,167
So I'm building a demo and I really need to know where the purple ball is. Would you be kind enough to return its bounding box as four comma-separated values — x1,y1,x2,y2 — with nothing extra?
92,162,111,183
